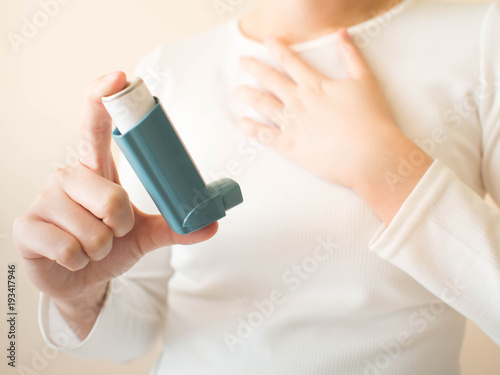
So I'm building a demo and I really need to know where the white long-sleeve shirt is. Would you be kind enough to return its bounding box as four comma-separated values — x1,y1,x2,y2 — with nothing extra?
39,0,500,373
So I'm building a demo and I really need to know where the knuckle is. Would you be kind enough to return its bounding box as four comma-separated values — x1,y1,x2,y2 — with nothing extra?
261,67,275,82
28,190,52,216
253,90,267,108
87,228,113,260
12,215,25,236
85,79,98,99
57,239,87,271
51,165,74,186
253,62,272,81
12,216,29,253
57,239,80,262
305,77,324,93
272,111,290,130
56,239,81,265
32,184,61,212
102,187,129,217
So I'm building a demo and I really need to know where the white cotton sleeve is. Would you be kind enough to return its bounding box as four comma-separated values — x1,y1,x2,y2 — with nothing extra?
369,3,500,346
369,159,500,344
38,246,173,362
479,3,500,205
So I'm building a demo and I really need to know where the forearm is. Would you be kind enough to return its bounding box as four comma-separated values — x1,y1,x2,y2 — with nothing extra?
52,282,109,341
353,130,433,225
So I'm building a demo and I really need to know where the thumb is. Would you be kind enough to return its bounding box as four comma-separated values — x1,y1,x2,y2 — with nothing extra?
79,71,127,179
134,210,220,254
336,29,373,80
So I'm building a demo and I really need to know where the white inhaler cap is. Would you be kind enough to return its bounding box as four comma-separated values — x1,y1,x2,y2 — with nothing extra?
101,77,156,134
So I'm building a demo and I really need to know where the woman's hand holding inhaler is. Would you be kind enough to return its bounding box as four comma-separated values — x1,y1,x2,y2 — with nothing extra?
13,72,219,340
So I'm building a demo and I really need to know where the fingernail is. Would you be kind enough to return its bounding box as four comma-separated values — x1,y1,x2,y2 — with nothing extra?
102,71,119,81
339,29,350,40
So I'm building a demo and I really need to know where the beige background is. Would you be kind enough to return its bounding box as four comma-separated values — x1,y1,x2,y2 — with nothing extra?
0,0,499,374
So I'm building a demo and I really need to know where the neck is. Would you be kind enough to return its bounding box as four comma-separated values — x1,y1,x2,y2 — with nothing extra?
240,0,404,45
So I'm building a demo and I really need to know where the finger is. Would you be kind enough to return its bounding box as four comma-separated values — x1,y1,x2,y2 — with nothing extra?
79,71,127,176
264,36,324,86
13,216,90,272
240,56,296,102
170,221,219,245
54,164,135,237
235,117,286,153
235,85,286,126
336,29,373,80
133,210,220,254
33,189,114,262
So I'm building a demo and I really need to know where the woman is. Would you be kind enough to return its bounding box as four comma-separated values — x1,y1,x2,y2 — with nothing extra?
13,0,500,373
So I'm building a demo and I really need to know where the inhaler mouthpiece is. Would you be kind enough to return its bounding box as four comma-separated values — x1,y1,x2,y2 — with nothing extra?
102,77,156,134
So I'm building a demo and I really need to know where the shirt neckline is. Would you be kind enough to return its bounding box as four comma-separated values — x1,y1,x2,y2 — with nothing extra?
229,0,418,53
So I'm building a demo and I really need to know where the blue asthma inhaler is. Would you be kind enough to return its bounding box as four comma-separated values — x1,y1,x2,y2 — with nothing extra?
102,77,243,235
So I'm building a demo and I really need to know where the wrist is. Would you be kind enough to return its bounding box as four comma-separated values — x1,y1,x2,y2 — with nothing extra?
53,282,109,340
352,129,433,224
